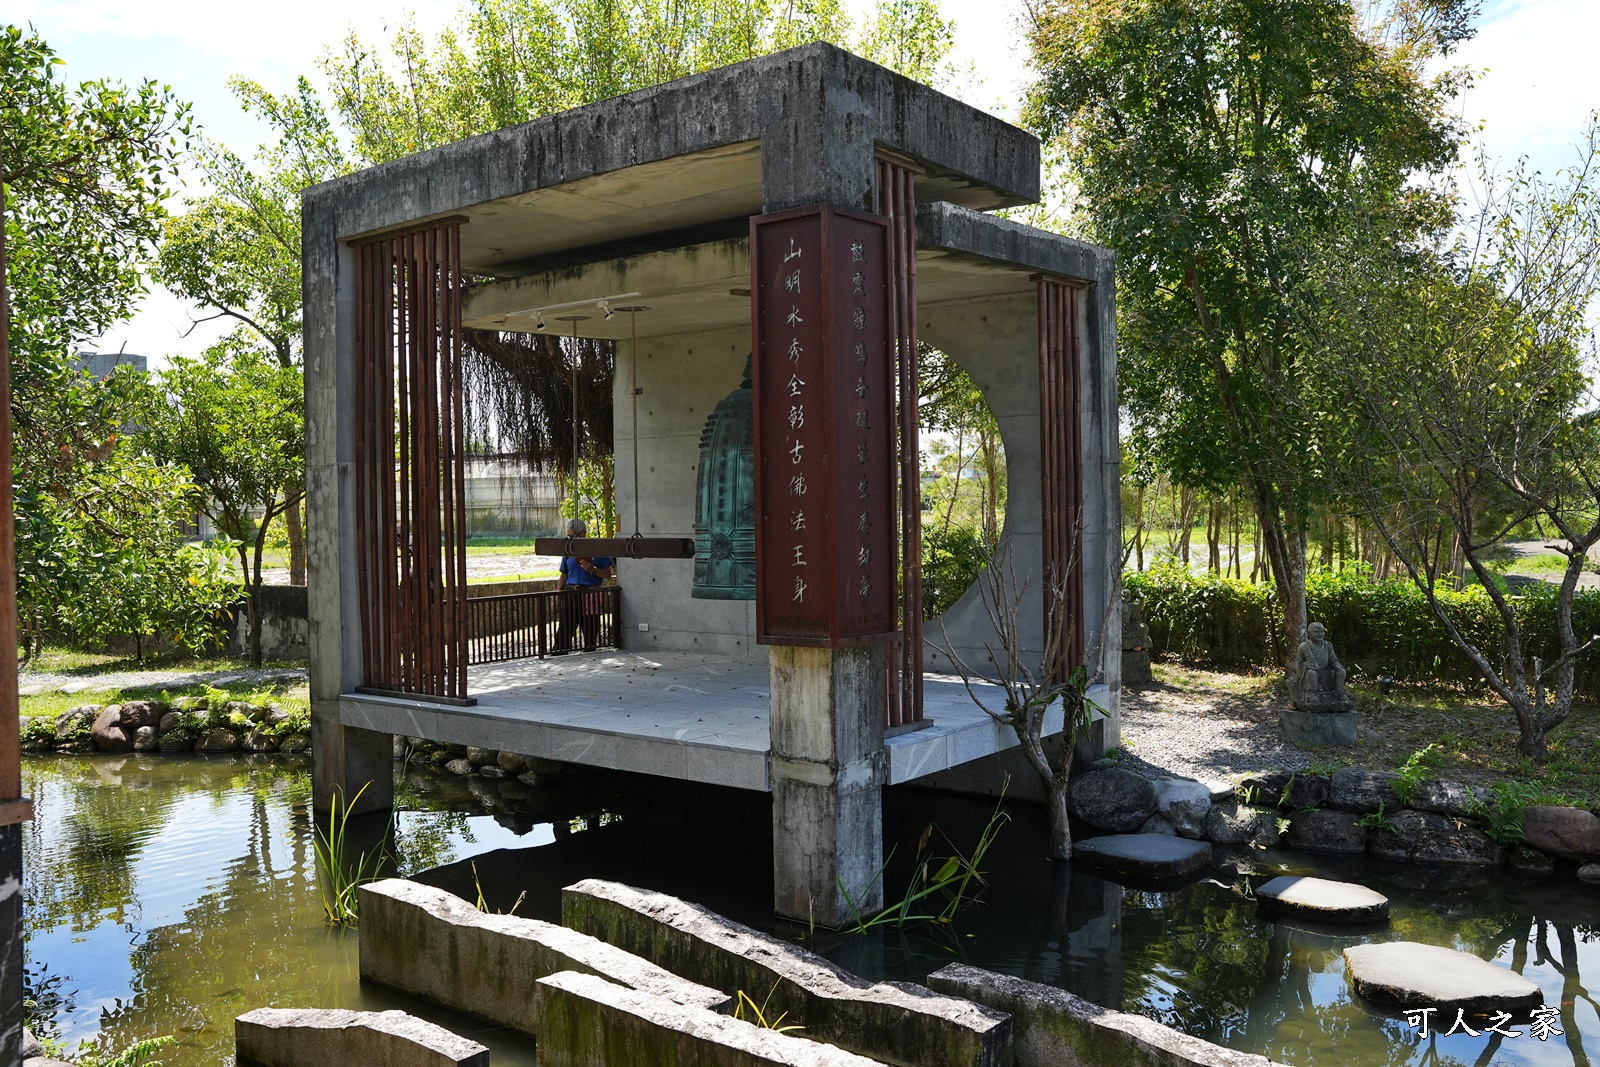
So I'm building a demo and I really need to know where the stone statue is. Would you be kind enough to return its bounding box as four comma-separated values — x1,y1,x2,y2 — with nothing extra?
1288,622,1355,713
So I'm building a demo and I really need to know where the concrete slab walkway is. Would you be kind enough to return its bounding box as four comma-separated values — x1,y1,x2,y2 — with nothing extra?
340,650,1031,792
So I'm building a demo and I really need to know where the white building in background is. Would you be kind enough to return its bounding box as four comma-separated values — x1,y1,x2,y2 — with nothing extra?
74,350,148,376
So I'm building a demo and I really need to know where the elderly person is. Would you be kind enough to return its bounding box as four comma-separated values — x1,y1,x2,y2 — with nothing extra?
553,518,614,654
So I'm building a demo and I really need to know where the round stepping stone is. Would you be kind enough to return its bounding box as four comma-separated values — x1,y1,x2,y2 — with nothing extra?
1072,834,1212,880
1344,942,1543,1013
1256,875,1389,924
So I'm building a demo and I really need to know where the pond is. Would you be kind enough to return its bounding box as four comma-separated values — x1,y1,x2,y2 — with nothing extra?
24,753,1600,1067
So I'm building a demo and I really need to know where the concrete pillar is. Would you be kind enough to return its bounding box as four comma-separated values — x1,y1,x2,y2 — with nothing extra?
769,644,886,926
304,208,393,815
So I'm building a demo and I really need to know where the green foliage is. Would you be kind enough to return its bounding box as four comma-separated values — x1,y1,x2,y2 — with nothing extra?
20,717,55,747
1468,781,1548,845
74,1035,174,1067
837,786,1009,932
1125,562,1600,698
1358,803,1396,834
130,344,304,663
1392,744,1440,804
312,783,388,925
921,523,986,619
1023,0,1470,650
1,25,191,369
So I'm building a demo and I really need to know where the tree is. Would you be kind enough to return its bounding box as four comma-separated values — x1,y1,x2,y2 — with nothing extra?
131,345,305,666
1023,0,1470,659
2,26,214,659
939,535,1100,859
1302,126,1600,758
155,78,348,586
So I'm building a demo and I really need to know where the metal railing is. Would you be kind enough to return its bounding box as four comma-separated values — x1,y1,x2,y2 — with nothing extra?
465,587,621,665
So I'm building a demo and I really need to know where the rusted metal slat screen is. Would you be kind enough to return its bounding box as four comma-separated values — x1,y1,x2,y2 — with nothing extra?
353,220,470,701
1037,276,1086,675
875,157,924,729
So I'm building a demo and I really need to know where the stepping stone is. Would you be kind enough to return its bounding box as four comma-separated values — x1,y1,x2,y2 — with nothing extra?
1071,834,1213,880
1256,875,1389,924
58,681,92,694
1344,942,1543,1013
17,685,43,697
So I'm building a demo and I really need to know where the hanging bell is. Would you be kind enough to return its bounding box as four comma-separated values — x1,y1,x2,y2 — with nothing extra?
691,356,756,600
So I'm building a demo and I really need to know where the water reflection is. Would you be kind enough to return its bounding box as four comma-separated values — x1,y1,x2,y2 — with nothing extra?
24,755,1600,1067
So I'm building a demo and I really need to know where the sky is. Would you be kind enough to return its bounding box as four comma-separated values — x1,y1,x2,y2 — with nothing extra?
10,0,1598,365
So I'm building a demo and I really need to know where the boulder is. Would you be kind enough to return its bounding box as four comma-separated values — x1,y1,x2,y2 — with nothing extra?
1579,864,1600,885
1368,810,1504,867
247,704,273,723
466,746,499,768
497,750,528,775
1234,770,1292,806
1328,768,1401,814
22,1027,40,1059
54,704,99,739
444,758,474,776
1521,806,1600,862
1408,779,1490,818
133,726,160,752
1143,778,1212,839
170,695,208,711
1509,846,1554,875
477,765,508,779
280,735,311,755
525,757,569,776
225,701,256,722
1203,803,1281,848
1344,942,1543,1013
91,707,133,753
158,711,184,734
118,700,163,729
517,772,543,787
1284,774,1330,810
243,729,280,753
1286,809,1367,853
1067,769,1158,832
266,707,295,727
158,728,196,753
196,727,240,753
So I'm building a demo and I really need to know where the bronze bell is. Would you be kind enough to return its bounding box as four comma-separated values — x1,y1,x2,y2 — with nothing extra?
692,356,756,599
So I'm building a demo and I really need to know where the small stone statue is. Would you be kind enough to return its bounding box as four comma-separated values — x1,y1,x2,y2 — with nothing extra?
1288,622,1355,713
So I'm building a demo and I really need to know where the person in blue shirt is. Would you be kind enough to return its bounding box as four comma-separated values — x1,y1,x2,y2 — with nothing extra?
554,518,614,653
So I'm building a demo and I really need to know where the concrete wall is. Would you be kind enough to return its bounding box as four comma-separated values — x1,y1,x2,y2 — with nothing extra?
227,586,309,661
613,325,767,662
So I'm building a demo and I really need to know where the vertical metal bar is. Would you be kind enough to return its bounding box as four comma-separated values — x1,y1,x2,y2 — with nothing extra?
901,165,924,724
1067,285,1085,668
450,222,470,697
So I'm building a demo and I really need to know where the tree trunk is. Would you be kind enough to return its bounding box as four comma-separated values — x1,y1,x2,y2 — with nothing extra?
250,521,271,667
1254,490,1307,664
1133,485,1145,571
285,493,306,586
1045,774,1072,862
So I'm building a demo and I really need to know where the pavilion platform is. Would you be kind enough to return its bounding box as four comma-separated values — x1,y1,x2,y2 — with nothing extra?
339,650,1063,793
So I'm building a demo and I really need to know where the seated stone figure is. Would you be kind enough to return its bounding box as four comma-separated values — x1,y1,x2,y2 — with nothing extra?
1288,622,1355,713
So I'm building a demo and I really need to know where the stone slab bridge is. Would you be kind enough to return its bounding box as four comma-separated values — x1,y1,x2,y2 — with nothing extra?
303,43,1121,926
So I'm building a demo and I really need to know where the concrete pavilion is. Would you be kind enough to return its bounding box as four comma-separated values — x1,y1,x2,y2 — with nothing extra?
303,43,1121,925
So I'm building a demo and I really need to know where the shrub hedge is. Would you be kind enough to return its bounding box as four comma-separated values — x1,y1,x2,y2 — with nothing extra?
1124,562,1600,700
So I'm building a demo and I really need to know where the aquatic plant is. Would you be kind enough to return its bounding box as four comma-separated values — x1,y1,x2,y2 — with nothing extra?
733,981,803,1034
75,1035,174,1067
472,861,527,916
312,782,388,925
836,783,1009,933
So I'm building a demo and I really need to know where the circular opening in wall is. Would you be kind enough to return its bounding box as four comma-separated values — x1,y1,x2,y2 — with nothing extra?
918,344,1006,622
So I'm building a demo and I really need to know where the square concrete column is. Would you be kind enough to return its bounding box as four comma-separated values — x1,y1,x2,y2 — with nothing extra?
304,208,394,816
769,644,886,926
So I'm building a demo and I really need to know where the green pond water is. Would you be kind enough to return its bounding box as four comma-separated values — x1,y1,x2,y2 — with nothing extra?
24,753,1600,1067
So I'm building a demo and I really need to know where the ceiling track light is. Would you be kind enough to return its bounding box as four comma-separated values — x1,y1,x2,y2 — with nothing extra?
497,292,642,329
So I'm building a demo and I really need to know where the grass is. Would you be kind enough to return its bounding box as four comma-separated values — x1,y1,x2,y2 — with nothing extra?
466,570,559,584
313,782,387,925
19,674,309,724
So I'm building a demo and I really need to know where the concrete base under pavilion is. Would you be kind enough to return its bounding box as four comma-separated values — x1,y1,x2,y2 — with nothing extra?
339,650,1080,792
